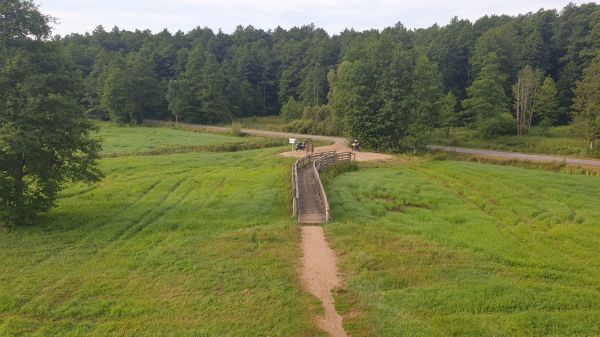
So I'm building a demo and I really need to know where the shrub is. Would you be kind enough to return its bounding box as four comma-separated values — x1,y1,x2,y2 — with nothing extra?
229,122,244,137
479,113,516,139
280,97,304,122
284,105,342,136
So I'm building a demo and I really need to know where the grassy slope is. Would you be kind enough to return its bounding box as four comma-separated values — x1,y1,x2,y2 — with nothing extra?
0,126,324,336
326,161,600,336
433,126,598,159
98,122,248,156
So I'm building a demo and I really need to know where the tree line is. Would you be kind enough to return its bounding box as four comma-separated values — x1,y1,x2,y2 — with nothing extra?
54,3,600,150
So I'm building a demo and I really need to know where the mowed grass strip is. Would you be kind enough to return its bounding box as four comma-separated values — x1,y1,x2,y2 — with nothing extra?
0,145,325,336
325,161,600,337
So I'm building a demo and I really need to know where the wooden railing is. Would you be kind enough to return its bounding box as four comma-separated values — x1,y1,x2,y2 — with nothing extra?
292,151,355,222
292,161,299,217
296,151,337,169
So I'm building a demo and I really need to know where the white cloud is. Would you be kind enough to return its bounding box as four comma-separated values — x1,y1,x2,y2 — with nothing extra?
38,0,585,36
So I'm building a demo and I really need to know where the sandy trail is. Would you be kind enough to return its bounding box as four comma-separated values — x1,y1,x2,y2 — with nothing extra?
301,226,348,337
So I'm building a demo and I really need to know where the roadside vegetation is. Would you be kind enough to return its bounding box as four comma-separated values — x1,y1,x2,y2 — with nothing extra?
432,126,598,158
325,161,600,337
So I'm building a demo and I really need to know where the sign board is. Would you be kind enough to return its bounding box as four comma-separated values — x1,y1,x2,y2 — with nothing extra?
289,138,297,144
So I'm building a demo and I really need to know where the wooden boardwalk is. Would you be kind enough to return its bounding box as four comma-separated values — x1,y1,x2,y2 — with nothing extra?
297,165,327,224
292,152,354,224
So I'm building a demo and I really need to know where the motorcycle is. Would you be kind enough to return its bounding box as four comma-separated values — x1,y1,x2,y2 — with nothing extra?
296,140,308,151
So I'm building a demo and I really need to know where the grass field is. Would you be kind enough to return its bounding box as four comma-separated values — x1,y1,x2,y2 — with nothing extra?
3,123,600,336
0,125,325,337
326,160,600,336
98,122,252,156
433,126,599,159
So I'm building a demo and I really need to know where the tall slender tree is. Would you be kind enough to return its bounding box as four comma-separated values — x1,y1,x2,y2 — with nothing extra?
512,65,543,135
572,52,600,151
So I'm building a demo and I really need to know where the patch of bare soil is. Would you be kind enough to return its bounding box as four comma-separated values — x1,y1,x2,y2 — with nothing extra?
300,226,348,337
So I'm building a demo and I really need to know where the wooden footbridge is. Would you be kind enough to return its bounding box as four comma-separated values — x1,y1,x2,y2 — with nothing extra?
292,151,355,224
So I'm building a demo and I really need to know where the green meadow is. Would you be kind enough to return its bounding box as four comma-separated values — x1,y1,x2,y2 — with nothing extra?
327,160,600,336
0,125,324,337
2,124,600,336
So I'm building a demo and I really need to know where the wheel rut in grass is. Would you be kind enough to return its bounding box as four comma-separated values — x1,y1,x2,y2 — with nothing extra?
301,226,348,337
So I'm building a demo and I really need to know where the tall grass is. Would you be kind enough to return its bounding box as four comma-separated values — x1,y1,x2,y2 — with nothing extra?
97,122,283,157
0,129,324,336
325,160,600,336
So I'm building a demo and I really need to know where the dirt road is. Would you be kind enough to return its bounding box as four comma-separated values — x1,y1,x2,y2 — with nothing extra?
148,120,600,167
147,120,393,162
430,145,600,168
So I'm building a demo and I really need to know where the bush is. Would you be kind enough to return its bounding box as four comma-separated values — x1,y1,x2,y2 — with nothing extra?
479,113,516,139
284,105,342,136
229,122,244,137
280,97,304,122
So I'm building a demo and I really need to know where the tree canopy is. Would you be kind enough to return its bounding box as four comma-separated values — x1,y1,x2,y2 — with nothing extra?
0,1,101,225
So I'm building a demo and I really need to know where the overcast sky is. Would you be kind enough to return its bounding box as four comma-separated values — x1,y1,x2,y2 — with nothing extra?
39,0,586,36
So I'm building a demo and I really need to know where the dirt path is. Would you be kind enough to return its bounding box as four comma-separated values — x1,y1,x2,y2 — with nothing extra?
146,120,393,162
147,120,600,167
301,226,348,337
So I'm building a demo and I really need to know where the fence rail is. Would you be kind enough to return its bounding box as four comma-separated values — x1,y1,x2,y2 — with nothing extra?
293,151,355,223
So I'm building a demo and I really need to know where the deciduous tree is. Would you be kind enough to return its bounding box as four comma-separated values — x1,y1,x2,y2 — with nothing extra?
572,52,600,151
533,76,560,127
0,1,101,225
441,92,458,135
462,53,509,125
513,65,543,135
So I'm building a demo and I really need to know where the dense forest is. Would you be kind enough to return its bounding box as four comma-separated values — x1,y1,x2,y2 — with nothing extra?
56,2,600,151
